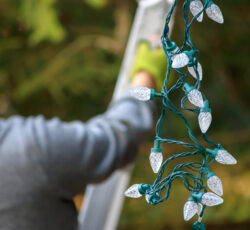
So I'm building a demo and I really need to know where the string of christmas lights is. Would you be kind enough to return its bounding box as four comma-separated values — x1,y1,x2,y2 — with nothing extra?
125,1,237,229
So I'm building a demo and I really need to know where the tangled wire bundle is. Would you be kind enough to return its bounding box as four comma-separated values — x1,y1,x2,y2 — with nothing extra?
125,1,237,229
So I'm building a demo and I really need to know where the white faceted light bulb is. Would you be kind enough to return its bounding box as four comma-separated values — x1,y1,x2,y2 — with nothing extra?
198,100,212,133
183,200,199,221
170,47,179,61
165,38,179,61
172,52,190,68
130,87,151,101
207,175,223,196
188,62,203,80
188,89,204,108
183,83,204,108
198,111,212,133
124,184,142,198
149,149,163,174
190,0,204,22
201,192,223,206
215,149,237,165
206,3,224,24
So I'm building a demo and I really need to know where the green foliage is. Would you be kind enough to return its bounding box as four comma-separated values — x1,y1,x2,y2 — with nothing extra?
84,0,108,8
20,0,65,44
0,0,125,120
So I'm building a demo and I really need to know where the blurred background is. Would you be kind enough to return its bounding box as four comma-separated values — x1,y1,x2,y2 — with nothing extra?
0,0,249,229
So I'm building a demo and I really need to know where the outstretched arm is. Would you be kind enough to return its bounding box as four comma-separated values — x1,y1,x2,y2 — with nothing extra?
40,72,156,196
0,72,156,198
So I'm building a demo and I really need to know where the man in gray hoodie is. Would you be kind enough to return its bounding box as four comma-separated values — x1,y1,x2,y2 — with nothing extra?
0,43,166,230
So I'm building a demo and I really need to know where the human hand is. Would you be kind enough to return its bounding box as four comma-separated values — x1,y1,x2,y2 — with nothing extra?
131,42,169,91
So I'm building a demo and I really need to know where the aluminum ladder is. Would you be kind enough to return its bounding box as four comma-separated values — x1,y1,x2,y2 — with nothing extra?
78,1,175,229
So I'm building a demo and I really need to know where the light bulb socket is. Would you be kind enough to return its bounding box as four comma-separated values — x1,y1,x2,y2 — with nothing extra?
204,167,216,180
166,38,177,52
192,221,206,230
205,148,218,158
206,0,214,8
147,193,160,206
187,57,198,67
150,89,163,100
151,140,162,153
184,50,197,60
182,82,195,95
151,147,162,153
189,192,203,203
200,100,211,113
138,184,151,195
150,89,155,100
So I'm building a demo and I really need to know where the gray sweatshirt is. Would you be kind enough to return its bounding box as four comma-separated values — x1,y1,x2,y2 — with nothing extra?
0,93,154,230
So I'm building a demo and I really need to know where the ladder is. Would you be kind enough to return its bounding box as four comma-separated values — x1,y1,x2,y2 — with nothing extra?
78,1,174,229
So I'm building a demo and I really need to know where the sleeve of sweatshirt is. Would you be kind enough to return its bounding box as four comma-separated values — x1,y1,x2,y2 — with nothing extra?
26,92,155,197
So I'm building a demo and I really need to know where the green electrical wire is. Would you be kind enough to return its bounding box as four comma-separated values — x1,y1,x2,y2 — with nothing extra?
126,1,236,229
150,0,220,204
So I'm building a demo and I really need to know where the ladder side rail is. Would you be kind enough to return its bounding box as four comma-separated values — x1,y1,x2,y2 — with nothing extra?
78,1,175,229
